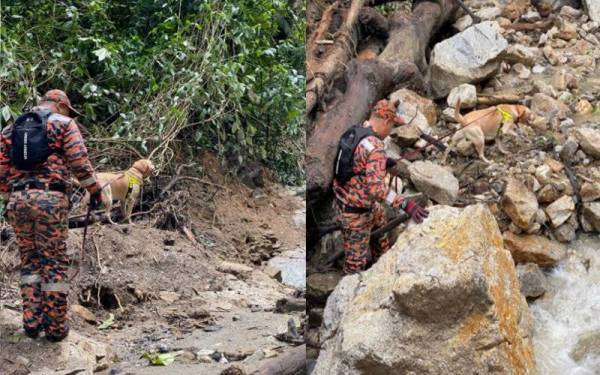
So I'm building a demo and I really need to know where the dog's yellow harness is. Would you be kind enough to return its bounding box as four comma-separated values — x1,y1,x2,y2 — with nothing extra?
496,106,513,124
127,174,142,197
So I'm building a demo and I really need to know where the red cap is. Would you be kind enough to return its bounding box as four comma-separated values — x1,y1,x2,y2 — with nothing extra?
40,89,82,116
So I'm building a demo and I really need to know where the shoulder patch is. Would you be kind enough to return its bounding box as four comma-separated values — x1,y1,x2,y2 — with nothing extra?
359,137,375,152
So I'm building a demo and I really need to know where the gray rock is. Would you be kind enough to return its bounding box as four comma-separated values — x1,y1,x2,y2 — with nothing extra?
502,177,539,230
584,0,600,23
447,83,477,108
430,21,508,98
535,165,553,184
554,219,577,243
502,44,544,67
408,161,459,204
560,137,579,160
545,195,575,228
314,205,536,375
571,330,600,362
517,263,548,298
307,271,344,304
531,93,569,121
583,202,600,231
574,128,600,158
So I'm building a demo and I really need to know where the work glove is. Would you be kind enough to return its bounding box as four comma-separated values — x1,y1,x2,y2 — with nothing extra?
89,191,102,210
401,199,429,223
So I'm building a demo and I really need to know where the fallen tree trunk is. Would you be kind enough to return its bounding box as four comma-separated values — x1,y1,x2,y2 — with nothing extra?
250,345,306,375
306,0,458,205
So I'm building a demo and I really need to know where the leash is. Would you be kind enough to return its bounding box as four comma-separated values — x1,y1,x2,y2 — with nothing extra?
70,203,92,281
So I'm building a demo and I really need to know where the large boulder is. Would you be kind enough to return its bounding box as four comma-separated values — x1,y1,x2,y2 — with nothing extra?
503,231,566,267
430,21,508,98
408,161,459,204
314,205,536,375
502,177,539,230
574,128,600,159
584,0,600,23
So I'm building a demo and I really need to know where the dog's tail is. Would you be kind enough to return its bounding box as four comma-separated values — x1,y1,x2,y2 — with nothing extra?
453,98,466,127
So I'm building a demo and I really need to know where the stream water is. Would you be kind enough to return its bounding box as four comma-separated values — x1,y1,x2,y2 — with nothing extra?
530,234,600,374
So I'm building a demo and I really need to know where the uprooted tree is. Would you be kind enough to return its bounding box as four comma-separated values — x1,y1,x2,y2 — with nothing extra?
306,0,459,210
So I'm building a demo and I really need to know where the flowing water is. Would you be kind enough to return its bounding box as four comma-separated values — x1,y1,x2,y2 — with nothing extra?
530,235,600,374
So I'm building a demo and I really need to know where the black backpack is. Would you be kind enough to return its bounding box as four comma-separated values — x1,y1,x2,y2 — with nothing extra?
10,110,53,170
334,125,375,186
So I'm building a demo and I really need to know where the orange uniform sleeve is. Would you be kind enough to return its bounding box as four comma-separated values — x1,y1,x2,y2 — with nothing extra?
0,128,11,194
61,120,99,193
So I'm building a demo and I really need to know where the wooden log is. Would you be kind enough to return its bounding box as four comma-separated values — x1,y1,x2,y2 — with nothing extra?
250,345,306,375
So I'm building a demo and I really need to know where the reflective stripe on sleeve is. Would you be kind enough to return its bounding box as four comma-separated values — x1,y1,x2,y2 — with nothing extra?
385,190,397,204
21,274,42,284
41,282,70,293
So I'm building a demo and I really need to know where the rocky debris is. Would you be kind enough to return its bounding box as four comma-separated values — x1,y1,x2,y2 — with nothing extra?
571,329,600,362
560,137,579,160
502,177,539,230
503,0,527,20
545,195,575,228
158,291,181,303
575,99,594,115
502,44,542,66
430,21,508,98
583,202,600,231
221,365,247,375
447,83,477,108
313,205,535,375
503,231,567,267
517,263,548,298
307,271,343,304
535,165,553,185
574,128,600,159
531,93,569,122
542,45,567,66
391,122,423,147
553,215,578,242
584,0,600,23
408,161,459,205
581,180,600,202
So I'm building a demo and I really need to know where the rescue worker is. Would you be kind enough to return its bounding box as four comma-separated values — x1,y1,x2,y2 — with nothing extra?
0,89,102,342
333,99,429,274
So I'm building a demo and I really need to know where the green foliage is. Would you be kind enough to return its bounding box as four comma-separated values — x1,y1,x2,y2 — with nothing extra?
0,0,305,185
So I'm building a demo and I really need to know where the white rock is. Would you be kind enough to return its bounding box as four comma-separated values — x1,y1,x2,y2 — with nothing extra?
446,83,477,108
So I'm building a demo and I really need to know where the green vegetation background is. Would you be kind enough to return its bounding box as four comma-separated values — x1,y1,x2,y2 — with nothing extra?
0,0,305,185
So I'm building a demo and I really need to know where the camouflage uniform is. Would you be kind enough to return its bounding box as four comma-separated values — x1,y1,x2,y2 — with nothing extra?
0,90,100,340
333,123,406,274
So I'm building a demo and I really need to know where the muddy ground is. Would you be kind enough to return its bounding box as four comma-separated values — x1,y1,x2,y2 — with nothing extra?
0,155,306,375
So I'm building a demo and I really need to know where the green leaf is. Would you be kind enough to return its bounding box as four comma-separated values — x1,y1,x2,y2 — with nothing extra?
98,313,114,330
143,352,177,366
1,106,12,122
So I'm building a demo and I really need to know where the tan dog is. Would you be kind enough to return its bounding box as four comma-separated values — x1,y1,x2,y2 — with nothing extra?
92,159,154,224
442,100,534,164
